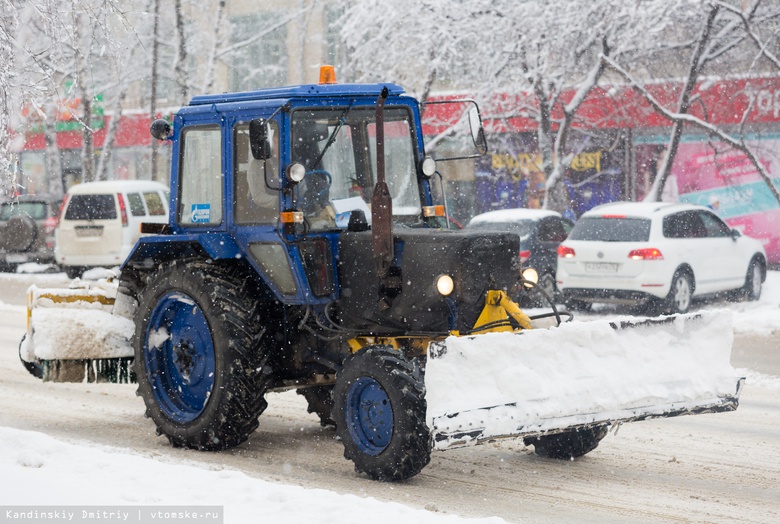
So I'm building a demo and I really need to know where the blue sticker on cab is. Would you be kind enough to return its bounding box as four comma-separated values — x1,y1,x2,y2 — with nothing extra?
191,203,211,223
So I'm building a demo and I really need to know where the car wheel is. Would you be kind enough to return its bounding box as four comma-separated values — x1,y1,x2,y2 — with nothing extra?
743,257,764,301
537,272,558,302
564,296,590,312
64,266,82,280
665,270,693,314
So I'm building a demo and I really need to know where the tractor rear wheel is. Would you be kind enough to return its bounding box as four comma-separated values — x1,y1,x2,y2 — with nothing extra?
525,425,608,460
332,346,431,481
297,385,335,427
134,260,272,450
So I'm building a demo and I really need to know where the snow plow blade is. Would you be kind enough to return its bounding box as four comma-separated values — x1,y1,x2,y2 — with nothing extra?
425,310,743,451
19,280,136,383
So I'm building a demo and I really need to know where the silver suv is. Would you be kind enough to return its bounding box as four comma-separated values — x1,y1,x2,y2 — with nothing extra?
0,194,62,272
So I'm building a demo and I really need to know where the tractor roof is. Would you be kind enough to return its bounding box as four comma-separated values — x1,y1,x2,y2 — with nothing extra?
188,83,407,106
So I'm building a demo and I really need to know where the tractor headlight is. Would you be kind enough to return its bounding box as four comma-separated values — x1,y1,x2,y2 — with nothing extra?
435,274,454,296
420,156,436,178
521,267,538,288
287,162,306,184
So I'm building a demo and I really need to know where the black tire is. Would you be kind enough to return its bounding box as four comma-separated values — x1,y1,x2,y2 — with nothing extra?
564,296,591,312
743,257,764,301
134,260,273,450
0,262,18,274
332,346,431,481
297,385,336,427
524,271,558,307
525,425,608,460
18,334,43,379
664,270,693,314
64,266,82,280
5,215,37,251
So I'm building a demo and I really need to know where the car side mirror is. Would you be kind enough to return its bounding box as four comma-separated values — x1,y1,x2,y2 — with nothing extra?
730,228,741,240
249,118,273,160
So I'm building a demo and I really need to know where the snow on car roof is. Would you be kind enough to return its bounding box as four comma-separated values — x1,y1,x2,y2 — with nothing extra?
467,208,560,225
66,180,169,195
583,201,703,219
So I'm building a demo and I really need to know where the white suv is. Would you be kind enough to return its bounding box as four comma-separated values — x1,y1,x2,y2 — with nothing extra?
55,180,169,279
556,201,766,314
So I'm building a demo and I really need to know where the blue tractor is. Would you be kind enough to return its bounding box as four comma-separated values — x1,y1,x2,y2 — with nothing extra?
118,72,531,481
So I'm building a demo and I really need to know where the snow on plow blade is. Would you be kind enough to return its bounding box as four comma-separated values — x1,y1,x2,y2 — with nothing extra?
19,281,135,383
425,310,743,451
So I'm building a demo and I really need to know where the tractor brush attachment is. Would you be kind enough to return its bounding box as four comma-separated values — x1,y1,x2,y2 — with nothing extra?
19,279,135,383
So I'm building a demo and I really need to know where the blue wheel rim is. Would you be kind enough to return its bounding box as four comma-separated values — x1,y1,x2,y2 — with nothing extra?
144,292,215,423
345,377,393,456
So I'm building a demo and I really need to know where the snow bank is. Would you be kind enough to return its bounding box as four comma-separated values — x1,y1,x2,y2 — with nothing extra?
0,427,505,524
727,270,780,336
426,310,740,449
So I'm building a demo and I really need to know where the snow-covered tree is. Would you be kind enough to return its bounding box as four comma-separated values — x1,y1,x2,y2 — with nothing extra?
337,0,682,213
0,0,19,197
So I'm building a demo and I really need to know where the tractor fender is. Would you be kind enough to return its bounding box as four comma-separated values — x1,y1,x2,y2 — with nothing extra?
122,233,241,271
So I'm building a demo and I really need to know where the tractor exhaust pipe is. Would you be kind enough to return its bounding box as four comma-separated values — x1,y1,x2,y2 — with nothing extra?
371,87,393,279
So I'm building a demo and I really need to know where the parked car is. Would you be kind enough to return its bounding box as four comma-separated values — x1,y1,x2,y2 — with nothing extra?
0,194,62,272
466,208,574,302
55,180,169,279
556,201,766,314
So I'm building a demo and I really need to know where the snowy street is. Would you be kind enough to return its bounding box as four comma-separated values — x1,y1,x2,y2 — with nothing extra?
0,271,779,523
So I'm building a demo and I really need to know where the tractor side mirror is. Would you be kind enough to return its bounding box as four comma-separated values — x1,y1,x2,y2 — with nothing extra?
249,118,273,160
150,119,172,141
468,107,488,155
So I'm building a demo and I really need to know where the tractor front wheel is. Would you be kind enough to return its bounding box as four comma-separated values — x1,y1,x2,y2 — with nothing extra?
332,346,431,481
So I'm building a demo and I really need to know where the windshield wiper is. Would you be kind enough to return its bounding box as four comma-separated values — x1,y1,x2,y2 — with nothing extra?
311,100,355,169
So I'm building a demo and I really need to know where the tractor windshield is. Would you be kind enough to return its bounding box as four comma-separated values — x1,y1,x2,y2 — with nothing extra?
291,106,421,230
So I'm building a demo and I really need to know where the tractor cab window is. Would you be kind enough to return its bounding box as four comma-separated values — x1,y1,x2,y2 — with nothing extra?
234,120,280,224
291,106,420,231
178,125,223,226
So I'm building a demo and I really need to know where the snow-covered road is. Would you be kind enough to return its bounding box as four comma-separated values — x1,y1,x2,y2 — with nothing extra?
1,271,779,523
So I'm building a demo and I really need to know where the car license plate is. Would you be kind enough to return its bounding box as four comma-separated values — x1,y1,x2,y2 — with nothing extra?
75,226,104,237
584,262,619,274
5,254,28,263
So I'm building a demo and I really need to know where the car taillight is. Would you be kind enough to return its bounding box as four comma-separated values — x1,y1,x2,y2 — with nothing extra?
628,248,664,260
519,250,531,263
56,194,69,225
117,193,128,227
44,217,58,235
557,245,575,258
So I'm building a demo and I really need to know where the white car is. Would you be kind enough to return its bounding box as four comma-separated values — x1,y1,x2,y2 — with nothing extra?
556,201,766,314
55,180,169,279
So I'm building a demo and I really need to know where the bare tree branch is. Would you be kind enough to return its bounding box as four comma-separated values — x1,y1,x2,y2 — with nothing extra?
602,54,780,205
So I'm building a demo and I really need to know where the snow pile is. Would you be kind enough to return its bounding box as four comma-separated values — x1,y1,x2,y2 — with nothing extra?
727,270,780,336
426,310,740,449
0,427,505,524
